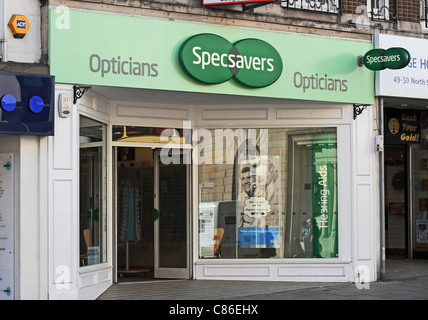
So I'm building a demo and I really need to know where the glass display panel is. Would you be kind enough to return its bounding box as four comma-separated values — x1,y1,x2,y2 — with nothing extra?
79,116,107,266
198,128,338,259
412,111,428,258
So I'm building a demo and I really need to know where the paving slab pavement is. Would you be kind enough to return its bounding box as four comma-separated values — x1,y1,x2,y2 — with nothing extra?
237,275,428,300
97,259,428,301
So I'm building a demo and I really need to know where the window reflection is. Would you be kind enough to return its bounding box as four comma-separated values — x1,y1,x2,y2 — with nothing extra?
79,116,107,267
198,128,338,259
112,125,189,144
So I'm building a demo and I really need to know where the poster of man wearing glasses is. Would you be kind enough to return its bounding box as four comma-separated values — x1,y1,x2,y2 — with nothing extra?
235,139,281,255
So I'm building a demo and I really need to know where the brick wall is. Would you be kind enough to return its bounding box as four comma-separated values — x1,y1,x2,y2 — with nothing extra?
54,0,425,34
396,0,421,23
341,0,366,14
342,0,422,22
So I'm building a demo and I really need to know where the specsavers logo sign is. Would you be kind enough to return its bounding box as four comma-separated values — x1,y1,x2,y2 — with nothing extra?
179,33,283,88
363,47,410,71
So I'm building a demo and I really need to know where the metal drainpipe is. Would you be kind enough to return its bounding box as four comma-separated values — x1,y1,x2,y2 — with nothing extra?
1,0,7,62
395,0,399,23
379,97,386,281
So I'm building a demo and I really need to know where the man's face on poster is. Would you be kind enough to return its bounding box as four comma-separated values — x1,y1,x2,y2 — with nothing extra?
241,170,252,195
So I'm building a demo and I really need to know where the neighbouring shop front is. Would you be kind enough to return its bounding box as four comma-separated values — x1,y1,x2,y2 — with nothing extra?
0,72,54,300
375,35,428,263
48,7,376,299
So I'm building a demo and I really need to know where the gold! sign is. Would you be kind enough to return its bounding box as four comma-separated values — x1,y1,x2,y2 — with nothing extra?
385,109,421,145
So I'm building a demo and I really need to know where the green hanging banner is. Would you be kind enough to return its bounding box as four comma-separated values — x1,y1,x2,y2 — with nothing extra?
312,136,338,258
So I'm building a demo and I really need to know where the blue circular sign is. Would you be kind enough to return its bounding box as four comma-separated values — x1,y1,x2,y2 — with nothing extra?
29,95,44,113
1,94,17,112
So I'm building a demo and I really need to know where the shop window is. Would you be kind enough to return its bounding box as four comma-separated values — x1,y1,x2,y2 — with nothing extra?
412,111,428,258
198,128,338,259
79,116,107,267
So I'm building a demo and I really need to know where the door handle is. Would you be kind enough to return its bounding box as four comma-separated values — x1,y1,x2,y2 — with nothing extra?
153,208,166,221
153,208,160,221
160,210,166,220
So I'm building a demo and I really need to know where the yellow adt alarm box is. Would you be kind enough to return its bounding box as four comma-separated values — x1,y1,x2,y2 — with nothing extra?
8,15,30,39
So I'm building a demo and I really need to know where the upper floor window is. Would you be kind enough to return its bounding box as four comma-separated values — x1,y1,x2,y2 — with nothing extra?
367,0,391,20
281,0,341,14
421,0,428,30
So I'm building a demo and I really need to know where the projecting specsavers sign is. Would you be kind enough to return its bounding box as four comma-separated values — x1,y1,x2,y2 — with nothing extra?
363,47,410,71
49,8,374,104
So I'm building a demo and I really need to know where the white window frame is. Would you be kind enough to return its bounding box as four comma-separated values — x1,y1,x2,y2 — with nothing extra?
281,0,340,13
367,0,390,20
421,0,428,32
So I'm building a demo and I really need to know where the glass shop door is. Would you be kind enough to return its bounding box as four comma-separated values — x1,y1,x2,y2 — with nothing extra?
115,147,191,281
153,149,191,279
384,146,408,259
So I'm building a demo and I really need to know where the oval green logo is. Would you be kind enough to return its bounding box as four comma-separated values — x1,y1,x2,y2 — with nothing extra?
384,47,411,69
363,47,410,71
363,49,386,71
179,34,283,88
179,34,234,84
233,38,283,88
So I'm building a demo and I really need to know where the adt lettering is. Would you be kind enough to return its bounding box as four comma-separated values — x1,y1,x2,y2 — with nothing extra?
16,20,26,28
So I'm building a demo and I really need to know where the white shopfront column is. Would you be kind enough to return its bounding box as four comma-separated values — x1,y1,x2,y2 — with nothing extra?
48,85,79,299
18,135,49,299
352,105,378,282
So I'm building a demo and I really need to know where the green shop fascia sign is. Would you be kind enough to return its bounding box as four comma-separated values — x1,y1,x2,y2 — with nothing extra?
178,33,283,88
363,47,410,71
49,8,374,104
